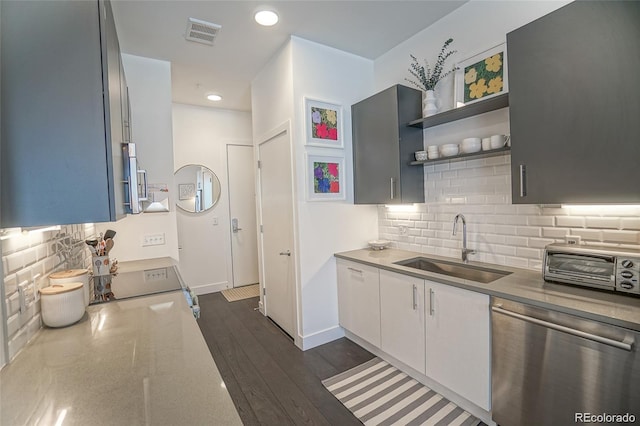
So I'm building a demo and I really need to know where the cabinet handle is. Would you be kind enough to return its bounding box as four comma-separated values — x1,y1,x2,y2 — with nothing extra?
519,164,527,197
390,178,395,199
429,288,435,316
347,267,363,274
412,284,417,310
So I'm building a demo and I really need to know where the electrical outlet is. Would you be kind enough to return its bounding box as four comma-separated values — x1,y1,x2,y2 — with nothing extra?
144,268,168,282
565,235,581,245
142,233,165,246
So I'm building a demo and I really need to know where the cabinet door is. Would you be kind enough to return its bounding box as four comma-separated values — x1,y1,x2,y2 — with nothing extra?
352,87,401,204
337,260,381,347
380,270,425,374
0,0,127,227
426,281,490,410
508,1,640,204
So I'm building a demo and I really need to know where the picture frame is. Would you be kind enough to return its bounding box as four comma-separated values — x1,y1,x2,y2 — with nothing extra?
454,43,508,107
178,183,195,200
306,154,345,201
304,98,344,148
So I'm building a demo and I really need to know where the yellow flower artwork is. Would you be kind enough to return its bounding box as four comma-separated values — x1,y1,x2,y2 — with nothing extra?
462,51,504,103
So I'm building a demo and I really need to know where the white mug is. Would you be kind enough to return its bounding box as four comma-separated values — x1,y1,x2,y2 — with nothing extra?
490,134,510,149
482,137,491,151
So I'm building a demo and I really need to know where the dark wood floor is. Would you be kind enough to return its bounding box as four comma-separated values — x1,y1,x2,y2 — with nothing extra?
197,292,375,425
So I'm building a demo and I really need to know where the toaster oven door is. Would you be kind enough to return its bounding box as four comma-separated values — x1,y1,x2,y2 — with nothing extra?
544,252,615,289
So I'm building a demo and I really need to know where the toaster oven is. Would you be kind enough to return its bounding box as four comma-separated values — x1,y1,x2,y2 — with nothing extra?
543,243,640,295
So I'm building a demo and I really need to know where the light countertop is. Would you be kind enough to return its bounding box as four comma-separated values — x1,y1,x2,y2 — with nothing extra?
0,291,242,425
335,248,640,332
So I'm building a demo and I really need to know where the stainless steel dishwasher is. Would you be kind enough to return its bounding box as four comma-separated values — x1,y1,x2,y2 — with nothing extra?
491,297,639,426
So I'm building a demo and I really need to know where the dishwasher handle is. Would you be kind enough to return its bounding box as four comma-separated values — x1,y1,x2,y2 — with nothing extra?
492,305,633,351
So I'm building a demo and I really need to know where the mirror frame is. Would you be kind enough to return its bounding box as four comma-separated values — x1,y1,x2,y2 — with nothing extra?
174,164,221,213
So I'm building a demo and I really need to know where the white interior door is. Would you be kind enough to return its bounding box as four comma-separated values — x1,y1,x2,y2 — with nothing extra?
258,130,295,338
227,145,259,288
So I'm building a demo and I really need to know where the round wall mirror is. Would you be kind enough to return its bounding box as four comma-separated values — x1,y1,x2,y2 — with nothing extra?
174,164,221,213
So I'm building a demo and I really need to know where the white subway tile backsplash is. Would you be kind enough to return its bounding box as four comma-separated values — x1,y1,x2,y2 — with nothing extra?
380,159,640,272
621,218,640,230
570,229,603,241
585,217,620,229
601,230,640,244
556,216,585,228
2,224,91,363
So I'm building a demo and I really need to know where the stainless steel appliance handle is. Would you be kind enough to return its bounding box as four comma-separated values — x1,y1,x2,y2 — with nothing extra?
429,288,434,316
138,169,148,201
390,178,395,200
492,305,632,351
412,284,417,310
347,267,363,273
519,165,527,197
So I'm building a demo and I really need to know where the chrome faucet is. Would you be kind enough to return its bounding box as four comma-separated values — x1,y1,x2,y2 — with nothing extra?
453,214,476,263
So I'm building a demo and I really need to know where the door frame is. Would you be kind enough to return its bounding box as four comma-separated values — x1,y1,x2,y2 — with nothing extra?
255,121,302,347
225,141,259,288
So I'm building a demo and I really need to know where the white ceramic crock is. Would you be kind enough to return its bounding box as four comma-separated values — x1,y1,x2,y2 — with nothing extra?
40,282,85,328
49,269,90,306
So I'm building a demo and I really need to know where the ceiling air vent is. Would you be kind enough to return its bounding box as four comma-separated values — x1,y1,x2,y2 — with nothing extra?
185,17,221,46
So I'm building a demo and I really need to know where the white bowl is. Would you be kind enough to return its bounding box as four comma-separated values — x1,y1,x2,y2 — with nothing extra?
368,240,391,250
461,137,481,153
440,144,459,157
40,282,85,327
428,151,440,159
415,151,428,161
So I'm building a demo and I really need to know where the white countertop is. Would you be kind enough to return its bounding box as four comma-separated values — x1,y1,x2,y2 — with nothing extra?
0,291,242,425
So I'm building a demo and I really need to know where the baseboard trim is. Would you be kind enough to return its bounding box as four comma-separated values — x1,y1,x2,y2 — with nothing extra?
190,281,229,295
299,325,345,351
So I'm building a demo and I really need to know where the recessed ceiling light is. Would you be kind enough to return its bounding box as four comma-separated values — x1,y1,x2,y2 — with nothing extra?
254,10,278,26
206,94,222,102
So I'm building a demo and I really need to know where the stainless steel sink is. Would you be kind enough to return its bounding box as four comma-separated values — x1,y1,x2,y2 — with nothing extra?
394,257,511,284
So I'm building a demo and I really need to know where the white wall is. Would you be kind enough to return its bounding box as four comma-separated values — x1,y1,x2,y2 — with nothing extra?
290,37,379,347
96,54,179,262
172,104,253,293
252,37,379,349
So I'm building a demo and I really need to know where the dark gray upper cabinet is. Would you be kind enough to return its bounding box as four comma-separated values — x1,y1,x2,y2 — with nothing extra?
1,0,126,227
508,1,640,204
352,85,424,204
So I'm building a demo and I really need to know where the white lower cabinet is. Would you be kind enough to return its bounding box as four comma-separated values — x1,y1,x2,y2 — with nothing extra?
425,280,491,410
379,270,426,374
336,259,381,347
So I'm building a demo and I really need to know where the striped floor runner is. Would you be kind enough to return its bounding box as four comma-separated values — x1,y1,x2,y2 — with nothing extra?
322,357,481,426
221,284,260,302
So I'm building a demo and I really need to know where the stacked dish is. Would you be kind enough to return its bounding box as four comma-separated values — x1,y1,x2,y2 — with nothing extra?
440,144,459,157
461,137,482,153
427,145,439,159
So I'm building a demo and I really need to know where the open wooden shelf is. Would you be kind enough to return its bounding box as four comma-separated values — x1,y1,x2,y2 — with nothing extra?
407,93,509,129
409,146,510,166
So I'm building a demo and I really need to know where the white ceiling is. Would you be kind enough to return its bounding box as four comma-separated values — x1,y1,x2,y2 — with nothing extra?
112,1,467,111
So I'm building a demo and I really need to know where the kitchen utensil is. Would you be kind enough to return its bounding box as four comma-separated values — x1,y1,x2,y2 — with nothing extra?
461,138,481,153
40,282,85,327
104,229,116,240
50,269,90,306
440,144,459,157
105,238,114,254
